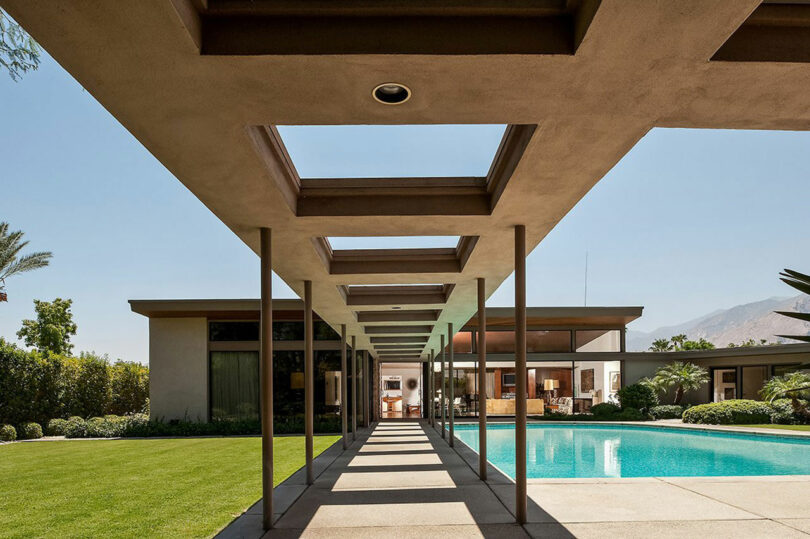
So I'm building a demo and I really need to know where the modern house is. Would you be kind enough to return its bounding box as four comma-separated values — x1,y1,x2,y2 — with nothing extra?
131,299,810,422
14,0,810,528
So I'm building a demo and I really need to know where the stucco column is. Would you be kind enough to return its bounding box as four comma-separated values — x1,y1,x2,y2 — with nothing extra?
448,322,455,447
515,225,527,524
352,335,357,441
341,324,348,449
427,350,436,427
363,351,370,427
304,280,314,485
259,227,273,530
477,277,487,480
440,334,446,438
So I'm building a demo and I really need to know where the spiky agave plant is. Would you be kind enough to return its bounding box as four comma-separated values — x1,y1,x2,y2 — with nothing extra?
775,269,810,343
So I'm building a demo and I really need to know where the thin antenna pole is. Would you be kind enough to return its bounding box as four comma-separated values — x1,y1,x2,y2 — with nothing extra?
584,251,589,307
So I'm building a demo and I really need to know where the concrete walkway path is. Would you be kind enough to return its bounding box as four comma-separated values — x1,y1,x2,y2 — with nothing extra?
266,421,527,537
220,421,810,538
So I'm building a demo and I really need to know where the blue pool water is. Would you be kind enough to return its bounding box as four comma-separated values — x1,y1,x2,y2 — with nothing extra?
453,423,810,478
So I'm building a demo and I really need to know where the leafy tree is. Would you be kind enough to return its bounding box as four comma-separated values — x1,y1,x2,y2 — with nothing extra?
760,371,810,421
649,334,715,352
680,338,715,351
0,9,40,81
727,338,774,348
775,268,810,343
652,361,709,405
17,298,77,355
109,360,149,415
64,352,112,418
649,338,673,352
0,222,52,301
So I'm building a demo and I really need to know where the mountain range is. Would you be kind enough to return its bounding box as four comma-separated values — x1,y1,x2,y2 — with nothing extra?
627,295,810,352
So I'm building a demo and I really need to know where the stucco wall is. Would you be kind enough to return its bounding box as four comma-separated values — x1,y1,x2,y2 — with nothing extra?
149,317,208,421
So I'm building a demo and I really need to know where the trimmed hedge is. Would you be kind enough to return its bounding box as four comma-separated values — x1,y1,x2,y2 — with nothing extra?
682,399,772,425
617,383,658,413
590,403,620,418
0,424,16,442
650,405,686,420
17,422,43,440
0,338,148,426
46,418,68,436
59,413,347,438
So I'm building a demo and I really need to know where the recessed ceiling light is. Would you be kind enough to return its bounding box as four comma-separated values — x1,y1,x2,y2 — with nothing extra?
372,83,411,105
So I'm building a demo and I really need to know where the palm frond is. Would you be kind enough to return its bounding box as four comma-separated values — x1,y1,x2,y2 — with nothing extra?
774,311,810,324
776,334,810,343
782,268,810,284
780,277,810,296
0,251,51,281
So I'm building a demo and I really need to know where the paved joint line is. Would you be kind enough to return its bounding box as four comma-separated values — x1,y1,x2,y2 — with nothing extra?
657,477,768,520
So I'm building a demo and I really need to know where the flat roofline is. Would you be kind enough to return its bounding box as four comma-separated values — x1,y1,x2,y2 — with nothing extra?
129,298,642,328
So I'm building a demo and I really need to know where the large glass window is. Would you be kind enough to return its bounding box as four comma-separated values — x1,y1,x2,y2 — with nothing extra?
209,320,340,342
210,351,259,421
209,321,260,342
573,360,621,412
742,366,768,400
484,330,571,353
575,330,621,352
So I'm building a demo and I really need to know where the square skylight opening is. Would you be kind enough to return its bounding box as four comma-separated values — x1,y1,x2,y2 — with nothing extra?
277,124,507,178
327,236,461,250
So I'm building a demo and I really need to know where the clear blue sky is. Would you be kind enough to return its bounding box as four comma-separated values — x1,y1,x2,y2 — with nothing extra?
2,51,809,365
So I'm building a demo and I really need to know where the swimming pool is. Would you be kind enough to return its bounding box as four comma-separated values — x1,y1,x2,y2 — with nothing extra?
452,423,810,478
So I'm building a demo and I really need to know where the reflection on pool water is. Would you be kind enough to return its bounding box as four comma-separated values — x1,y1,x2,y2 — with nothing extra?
452,423,810,478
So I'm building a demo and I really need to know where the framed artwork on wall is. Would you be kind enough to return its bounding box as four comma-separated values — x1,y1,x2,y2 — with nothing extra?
581,369,594,393
610,371,620,392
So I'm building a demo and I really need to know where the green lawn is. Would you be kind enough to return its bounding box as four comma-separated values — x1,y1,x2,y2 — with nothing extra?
0,435,339,539
741,424,810,432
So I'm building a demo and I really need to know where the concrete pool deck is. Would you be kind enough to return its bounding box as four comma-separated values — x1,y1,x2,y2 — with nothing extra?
221,420,810,538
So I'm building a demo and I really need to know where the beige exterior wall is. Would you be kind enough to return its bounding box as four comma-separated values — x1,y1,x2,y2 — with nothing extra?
149,317,208,421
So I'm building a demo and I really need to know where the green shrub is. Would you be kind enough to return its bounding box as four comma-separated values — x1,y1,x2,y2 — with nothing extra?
46,418,68,436
617,383,658,412
17,422,43,440
590,403,620,418
769,398,810,425
682,399,772,425
63,416,88,438
0,424,16,442
614,407,645,421
109,361,149,416
650,405,685,420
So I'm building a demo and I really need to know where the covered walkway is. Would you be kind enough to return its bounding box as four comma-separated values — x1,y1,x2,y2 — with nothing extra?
220,421,534,538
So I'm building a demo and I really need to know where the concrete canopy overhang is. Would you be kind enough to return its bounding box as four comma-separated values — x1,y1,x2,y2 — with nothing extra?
10,0,810,360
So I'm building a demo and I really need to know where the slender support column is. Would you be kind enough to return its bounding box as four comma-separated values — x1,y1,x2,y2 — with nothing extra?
428,350,436,427
363,351,370,427
477,277,487,480
515,225,527,524
340,324,348,449
373,356,380,422
440,334,446,438
352,335,357,441
448,322,455,447
260,228,274,530
304,280,314,485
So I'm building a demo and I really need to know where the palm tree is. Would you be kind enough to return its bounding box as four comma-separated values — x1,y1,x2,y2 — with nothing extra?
760,371,810,421
652,361,709,405
775,269,810,343
0,222,52,301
